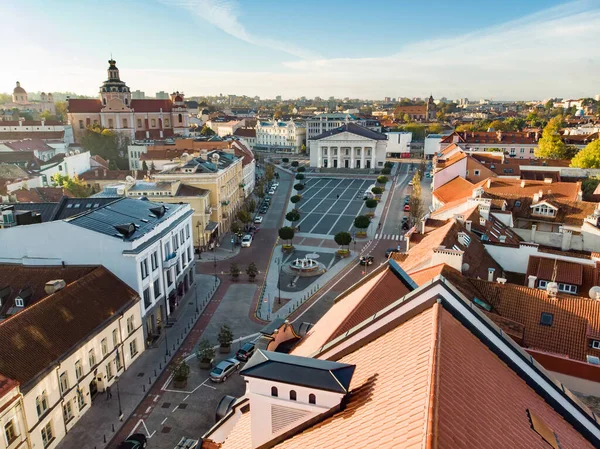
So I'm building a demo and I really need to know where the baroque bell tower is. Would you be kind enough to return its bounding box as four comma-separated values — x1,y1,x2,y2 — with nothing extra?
99,59,131,107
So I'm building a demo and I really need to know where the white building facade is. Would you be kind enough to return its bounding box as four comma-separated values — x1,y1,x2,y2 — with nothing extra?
306,113,381,140
0,199,195,341
255,120,306,153
309,123,388,170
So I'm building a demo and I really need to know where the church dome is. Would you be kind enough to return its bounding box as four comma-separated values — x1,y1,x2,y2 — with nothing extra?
13,82,26,94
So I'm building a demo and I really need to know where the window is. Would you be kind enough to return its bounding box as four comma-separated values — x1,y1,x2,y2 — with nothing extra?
558,283,577,294
137,119,142,128
186,225,190,240
140,259,149,279
527,409,561,449
127,316,134,334
89,349,96,368
180,229,185,244
108,118,114,129
130,339,138,358
59,372,69,394
77,388,86,410
188,246,193,262
151,119,156,127
474,170,480,176
101,338,108,357
106,361,113,380
75,360,83,380
58,165,63,171
520,148,524,153
178,113,183,123
4,419,17,445
151,251,158,271
123,119,128,128
289,390,297,401
167,269,173,286
41,422,53,448
79,120,84,129
36,391,49,417
143,288,151,309
153,278,161,299
165,119,170,127
309,393,316,404
63,399,74,423
116,352,122,371
592,340,600,350
271,386,278,397
112,329,118,347
540,312,553,326
533,204,555,217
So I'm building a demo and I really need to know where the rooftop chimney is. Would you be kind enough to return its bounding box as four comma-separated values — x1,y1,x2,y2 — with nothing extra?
465,220,472,232
547,281,559,299
497,277,507,284
521,180,526,188
544,178,553,184
488,268,495,282
44,279,66,295
527,275,537,289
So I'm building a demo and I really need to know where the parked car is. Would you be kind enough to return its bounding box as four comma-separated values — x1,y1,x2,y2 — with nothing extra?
404,197,410,205
118,434,147,449
268,188,276,195
272,182,279,188
408,180,414,186
401,216,409,223
254,216,263,224
235,342,256,361
259,206,268,214
402,222,410,230
359,255,374,266
404,204,410,211
425,172,432,178
241,234,253,247
209,358,240,382
385,248,400,258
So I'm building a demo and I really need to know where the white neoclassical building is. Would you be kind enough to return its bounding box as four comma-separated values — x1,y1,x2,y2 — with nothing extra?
309,123,388,170
255,120,306,153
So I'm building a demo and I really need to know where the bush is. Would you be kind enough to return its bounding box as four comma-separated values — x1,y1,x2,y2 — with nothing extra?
354,215,371,231
230,263,240,281
278,226,295,244
282,158,289,163
297,166,306,173
290,195,301,204
246,262,258,281
196,339,216,363
171,358,190,382
381,168,391,175
377,175,389,184
371,186,383,195
334,231,352,249
286,209,300,223
384,162,393,169
294,183,305,192
365,199,377,210
291,161,299,167
218,324,233,347
295,173,305,180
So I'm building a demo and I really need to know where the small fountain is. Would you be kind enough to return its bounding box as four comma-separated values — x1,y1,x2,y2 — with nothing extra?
285,256,325,277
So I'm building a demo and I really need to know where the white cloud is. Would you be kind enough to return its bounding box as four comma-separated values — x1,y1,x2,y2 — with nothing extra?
162,0,320,59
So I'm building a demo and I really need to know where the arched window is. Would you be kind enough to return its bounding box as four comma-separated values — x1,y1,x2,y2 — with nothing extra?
309,393,316,404
289,390,297,401
271,386,278,397
178,113,183,123
125,98,128,105
103,98,106,105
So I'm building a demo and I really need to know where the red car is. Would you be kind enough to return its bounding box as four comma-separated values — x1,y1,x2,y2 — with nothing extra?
404,204,410,211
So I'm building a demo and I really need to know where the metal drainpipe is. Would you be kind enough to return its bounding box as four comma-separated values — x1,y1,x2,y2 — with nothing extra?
56,365,69,436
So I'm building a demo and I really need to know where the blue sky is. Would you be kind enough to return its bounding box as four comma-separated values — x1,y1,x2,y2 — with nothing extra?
1,0,599,100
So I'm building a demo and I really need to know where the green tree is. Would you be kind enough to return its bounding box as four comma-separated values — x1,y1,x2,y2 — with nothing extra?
142,160,148,171
230,220,242,235
40,110,58,121
384,162,393,169
300,144,307,154
0,93,11,104
246,262,258,281
427,123,443,134
354,215,370,234
286,209,300,227
291,160,299,167
371,186,383,196
196,339,215,364
381,168,391,175
295,173,305,180
51,173,91,197
402,113,411,123
293,183,305,193
80,125,128,168
200,124,215,136
297,166,306,173
377,175,388,184
218,324,234,348
534,116,567,159
409,172,425,226
273,109,283,120
278,226,295,245
54,101,68,121
237,209,252,225
290,195,301,204
582,177,600,201
229,263,240,281
265,164,275,182
504,117,526,131
334,231,352,251
365,198,377,215
282,158,289,163
571,139,600,168
245,198,256,213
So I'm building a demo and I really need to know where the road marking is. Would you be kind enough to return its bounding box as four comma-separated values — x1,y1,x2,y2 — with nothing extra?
323,179,370,235
128,419,156,439
153,395,159,402
172,405,179,412
296,179,340,228
145,406,152,414
161,417,168,425
308,179,357,233
184,394,190,401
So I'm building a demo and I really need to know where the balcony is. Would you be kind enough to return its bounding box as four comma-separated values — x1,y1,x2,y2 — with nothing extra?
163,250,178,269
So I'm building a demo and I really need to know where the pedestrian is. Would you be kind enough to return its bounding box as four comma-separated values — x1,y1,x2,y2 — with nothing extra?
106,386,112,400
378,222,381,229
337,194,339,199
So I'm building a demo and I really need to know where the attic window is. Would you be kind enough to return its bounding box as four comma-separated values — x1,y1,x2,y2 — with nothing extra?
15,298,24,307
515,201,521,207
271,386,278,397
540,312,553,326
527,409,561,449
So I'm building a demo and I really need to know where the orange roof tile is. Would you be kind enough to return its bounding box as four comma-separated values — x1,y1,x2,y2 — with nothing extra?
484,179,580,201
432,176,476,204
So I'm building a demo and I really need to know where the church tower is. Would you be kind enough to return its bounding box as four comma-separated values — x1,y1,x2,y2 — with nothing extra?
427,95,436,121
99,59,131,107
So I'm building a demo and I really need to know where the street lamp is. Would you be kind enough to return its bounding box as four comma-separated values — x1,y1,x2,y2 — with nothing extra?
213,245,218,285
194,282,199,314
276,257,282,305
164,295,170,357
115,376,123,421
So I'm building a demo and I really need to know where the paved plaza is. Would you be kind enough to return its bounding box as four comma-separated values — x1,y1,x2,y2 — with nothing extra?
295,178,373,237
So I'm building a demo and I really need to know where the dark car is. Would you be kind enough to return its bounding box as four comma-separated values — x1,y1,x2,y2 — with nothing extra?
359,255,374,266
236,342,256,361
385,248,399,258
118,433,147,449
402,222,410,230
404,197,410,205
259,207,268,214
401,216,409,223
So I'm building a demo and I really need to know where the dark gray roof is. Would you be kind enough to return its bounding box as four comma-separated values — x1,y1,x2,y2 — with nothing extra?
312,122,387,141
67,198,186,241
240,350,355,394
1,197,118,222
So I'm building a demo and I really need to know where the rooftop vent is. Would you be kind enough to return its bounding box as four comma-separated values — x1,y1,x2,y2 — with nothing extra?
44,279,66,295
150,205,166,217
114,223,136,238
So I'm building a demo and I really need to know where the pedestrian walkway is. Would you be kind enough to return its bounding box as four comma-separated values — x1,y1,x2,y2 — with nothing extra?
196,232,240,263
376,233,404,240
56,274,219,449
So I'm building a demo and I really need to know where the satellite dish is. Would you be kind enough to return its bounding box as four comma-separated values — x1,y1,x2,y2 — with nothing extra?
461,263,470,273
589,286,600,300
126,176,135,182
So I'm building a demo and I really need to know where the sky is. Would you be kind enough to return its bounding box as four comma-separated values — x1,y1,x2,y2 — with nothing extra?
1,0,599,100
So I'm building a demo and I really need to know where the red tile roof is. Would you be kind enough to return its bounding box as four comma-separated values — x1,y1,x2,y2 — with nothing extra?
4,139,55,153
433,176,476,204
0,265,139,389
139,148,190,161
0,131,64,141
0,374,19,401
393,104,427,116
13,187,74,203
67,99,103,113
233,128,256,138
130,99,173,113
79,169,137,181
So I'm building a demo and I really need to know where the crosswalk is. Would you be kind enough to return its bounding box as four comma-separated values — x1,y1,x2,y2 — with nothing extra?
375,234,403,240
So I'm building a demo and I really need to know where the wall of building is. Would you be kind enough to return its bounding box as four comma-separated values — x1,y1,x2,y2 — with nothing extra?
432,157,467,190
424,135,443,158
0,387,28,449
385,132,412,156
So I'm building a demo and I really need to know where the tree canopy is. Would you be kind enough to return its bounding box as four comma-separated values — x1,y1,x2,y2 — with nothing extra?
51,173,91,197
278,226,295,244
293,183,305,192
200,124,215,136
80,124,128,168
295,173,305,180
534,116,568,160
237,209,252,224
354,215,370,230
285,209,300,224
334,231,352,249
571,139,600,169
290,195,301,204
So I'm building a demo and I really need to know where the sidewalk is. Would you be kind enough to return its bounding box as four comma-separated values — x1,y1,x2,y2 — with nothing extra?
56,274,220,449
196,232,241,263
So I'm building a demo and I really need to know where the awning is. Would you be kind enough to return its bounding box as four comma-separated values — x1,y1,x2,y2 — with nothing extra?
205,221,218,232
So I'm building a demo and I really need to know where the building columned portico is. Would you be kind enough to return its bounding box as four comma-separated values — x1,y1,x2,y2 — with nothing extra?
309,123,388,171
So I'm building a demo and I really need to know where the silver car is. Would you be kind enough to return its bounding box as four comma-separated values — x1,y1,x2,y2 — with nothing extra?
209,358,240,382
